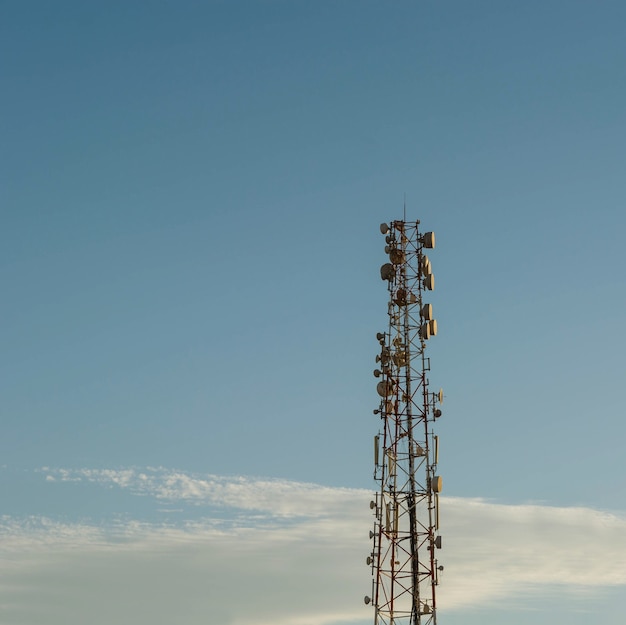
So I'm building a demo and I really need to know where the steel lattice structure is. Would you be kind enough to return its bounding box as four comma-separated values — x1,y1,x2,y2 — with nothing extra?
365,219,443,625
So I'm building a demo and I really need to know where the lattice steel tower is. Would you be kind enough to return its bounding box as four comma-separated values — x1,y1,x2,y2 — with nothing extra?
365,219,443,625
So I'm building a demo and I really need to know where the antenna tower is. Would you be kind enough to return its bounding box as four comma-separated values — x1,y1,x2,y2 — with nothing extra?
365,219,443,625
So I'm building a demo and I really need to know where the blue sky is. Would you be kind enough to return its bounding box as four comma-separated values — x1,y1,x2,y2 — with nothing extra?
1,1,626,623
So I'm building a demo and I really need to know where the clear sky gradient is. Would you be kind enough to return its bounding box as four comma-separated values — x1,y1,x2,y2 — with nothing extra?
2,1,625,624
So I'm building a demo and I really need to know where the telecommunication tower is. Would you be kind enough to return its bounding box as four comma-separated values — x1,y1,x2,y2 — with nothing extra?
365,219,443,625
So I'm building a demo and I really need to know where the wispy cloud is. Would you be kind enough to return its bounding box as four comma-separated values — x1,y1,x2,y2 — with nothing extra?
1,468,624,624
40,466,362,517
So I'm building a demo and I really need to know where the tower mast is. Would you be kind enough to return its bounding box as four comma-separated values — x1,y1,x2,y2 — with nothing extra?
366,219,443,625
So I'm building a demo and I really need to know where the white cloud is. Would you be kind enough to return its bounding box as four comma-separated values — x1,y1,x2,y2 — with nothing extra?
40,466,363,516
439,497,626,609
2,469,624,624
0,513,369,625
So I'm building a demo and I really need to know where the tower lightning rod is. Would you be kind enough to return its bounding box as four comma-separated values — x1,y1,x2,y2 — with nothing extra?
365,219,443,625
